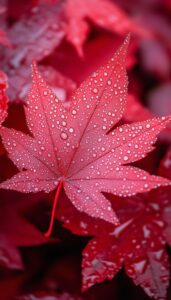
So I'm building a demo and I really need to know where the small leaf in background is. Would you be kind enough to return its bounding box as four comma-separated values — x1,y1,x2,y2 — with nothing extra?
63,0,150,55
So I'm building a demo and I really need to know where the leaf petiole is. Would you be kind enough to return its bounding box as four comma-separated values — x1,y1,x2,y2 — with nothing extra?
44,179,63,238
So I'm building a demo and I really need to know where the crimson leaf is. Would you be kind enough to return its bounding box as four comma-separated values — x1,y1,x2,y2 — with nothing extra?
0,37,170,238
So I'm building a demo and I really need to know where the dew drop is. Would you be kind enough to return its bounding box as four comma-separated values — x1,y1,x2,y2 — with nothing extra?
72,109,77,115
123,156,128,161
69,127,74,133
60,132,68,140
93,88,98,94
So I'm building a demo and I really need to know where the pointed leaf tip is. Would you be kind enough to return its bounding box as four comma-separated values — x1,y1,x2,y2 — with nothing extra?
112,33,130,65
31,60,39,78
31,60,37,68
120,33,130,51
125,33,131,43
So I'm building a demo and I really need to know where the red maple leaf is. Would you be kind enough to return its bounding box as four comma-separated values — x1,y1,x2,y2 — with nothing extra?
63,0,150,55
0,37,170,239
56,186,171,299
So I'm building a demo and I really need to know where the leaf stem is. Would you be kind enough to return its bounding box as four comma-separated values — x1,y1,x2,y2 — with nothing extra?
44,180,63,238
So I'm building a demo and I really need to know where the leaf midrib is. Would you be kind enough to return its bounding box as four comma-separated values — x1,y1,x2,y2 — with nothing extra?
32,70,62,174
65,62,124,177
